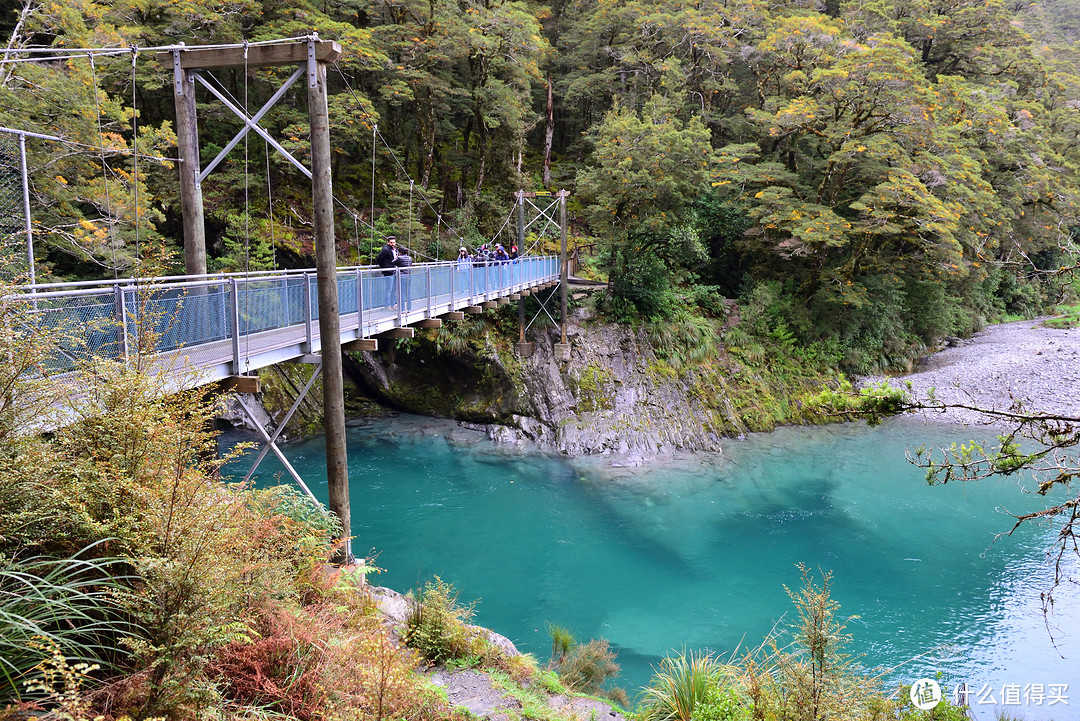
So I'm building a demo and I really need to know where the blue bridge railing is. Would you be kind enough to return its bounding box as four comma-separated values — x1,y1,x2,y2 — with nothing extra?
5,256,560,383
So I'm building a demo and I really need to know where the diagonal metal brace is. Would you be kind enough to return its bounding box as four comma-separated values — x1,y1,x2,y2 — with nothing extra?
236,394,321,506
243,363,322,483
525,283,562,333
195,66,311,182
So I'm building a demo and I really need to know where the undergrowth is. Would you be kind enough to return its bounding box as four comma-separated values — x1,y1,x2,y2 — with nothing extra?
405,577,535,682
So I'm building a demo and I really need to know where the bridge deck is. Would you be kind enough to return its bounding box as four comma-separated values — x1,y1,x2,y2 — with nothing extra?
9,257,559,390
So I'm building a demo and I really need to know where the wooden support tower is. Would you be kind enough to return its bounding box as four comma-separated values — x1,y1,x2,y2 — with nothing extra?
555,190,570,361
158,38,352,563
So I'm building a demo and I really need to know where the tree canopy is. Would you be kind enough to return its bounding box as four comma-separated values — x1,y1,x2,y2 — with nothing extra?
1,0,1079,368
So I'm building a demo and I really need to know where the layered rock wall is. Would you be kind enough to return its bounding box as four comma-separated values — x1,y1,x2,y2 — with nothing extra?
345,308,732,462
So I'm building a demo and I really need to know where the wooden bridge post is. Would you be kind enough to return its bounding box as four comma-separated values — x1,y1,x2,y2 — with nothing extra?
308,43,352,564
171,49,206,276
515,190,533,357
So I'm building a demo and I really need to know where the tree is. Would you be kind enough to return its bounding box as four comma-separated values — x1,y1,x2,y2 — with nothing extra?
576,93,713,316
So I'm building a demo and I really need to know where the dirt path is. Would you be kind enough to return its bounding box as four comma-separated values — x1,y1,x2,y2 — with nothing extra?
865,319,1080,426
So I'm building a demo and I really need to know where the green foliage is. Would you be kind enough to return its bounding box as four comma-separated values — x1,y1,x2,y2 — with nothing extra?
691,687,751,721
645,312,721,369
1043,302,1080,328
0,544,138,703
404,577,481,665
547,623,576,665
604,248,674,321
255,484,344,546
892,686,973,720
689,285,729,318
212,212,279,273
800,380,911,426
638,651,735,721
577,95,714,240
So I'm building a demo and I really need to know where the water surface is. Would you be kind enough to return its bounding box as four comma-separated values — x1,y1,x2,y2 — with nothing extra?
225,415,1079,719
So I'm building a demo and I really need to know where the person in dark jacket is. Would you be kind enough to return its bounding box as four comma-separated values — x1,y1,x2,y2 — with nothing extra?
493,244,510,263
376,236,399,307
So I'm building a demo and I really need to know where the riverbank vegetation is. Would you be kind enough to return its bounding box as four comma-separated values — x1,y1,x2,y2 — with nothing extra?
0,302,559,719
4,0,1080,716
635,568,972,721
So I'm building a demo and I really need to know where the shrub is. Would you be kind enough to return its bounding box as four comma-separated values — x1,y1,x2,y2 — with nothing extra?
606,250,674,321
547,623,576,666
212,600,452,721
638,650,733,721
690,284,729,318
645,312,721,369
555,639,620,696
692,686,751,721
404,577,481,664
211,607,327,720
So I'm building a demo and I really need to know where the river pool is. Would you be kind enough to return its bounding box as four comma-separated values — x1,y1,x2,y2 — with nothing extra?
224,415,1080,720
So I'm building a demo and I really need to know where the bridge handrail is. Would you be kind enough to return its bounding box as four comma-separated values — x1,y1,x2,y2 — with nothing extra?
9,256,561,382
5,259,474,295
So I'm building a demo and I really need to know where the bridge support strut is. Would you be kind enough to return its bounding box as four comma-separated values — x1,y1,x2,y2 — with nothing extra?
242,364,323,487
237,393,319,503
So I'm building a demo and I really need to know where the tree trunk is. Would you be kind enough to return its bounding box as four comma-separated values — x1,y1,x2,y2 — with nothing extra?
543,73,555,185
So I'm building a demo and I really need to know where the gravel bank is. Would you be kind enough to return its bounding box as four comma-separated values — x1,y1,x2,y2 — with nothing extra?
865,319,1080,426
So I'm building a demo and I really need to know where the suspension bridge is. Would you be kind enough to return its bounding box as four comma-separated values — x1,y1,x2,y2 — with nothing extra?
1,35,576,563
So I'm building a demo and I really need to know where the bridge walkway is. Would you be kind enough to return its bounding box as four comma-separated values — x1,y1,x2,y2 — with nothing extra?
9,256,560,391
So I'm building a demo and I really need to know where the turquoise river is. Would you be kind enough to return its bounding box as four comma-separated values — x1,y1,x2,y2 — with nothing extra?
224,414,1080,720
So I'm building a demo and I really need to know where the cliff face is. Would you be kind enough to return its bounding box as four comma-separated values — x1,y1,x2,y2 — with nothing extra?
345,308,735,462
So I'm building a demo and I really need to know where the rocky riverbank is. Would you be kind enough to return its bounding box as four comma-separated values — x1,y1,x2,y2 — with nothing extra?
344,306,744,464
865,318,1080,426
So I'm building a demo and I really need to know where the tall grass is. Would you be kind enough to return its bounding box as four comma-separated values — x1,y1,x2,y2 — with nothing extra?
637,650,735,721
0,541,139,703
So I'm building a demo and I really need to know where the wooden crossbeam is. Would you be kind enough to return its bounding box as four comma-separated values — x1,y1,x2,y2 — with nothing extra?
343,339,378,352
464,305,483,314
378,327,415,339
483,301,498,309
223,375,260,393
414,318,443,329
441,311,466,320
155,40,342,70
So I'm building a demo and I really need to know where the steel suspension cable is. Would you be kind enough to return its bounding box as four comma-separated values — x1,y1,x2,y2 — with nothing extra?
369,123,376,262
266,140,276,269
129,46,140,269
88,53,117,278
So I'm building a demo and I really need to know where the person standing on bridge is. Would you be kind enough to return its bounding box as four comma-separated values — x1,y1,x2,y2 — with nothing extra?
377,236,399,308
394,250,413,311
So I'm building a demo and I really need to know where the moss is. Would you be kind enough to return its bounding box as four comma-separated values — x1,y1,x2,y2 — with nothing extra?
573,363,616,413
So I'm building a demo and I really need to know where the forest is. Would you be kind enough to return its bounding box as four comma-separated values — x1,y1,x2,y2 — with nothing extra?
2,0,1080,373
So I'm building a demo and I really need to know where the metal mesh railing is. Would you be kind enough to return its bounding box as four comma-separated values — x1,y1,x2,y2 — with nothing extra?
9,256,560,381
0,133,27,281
